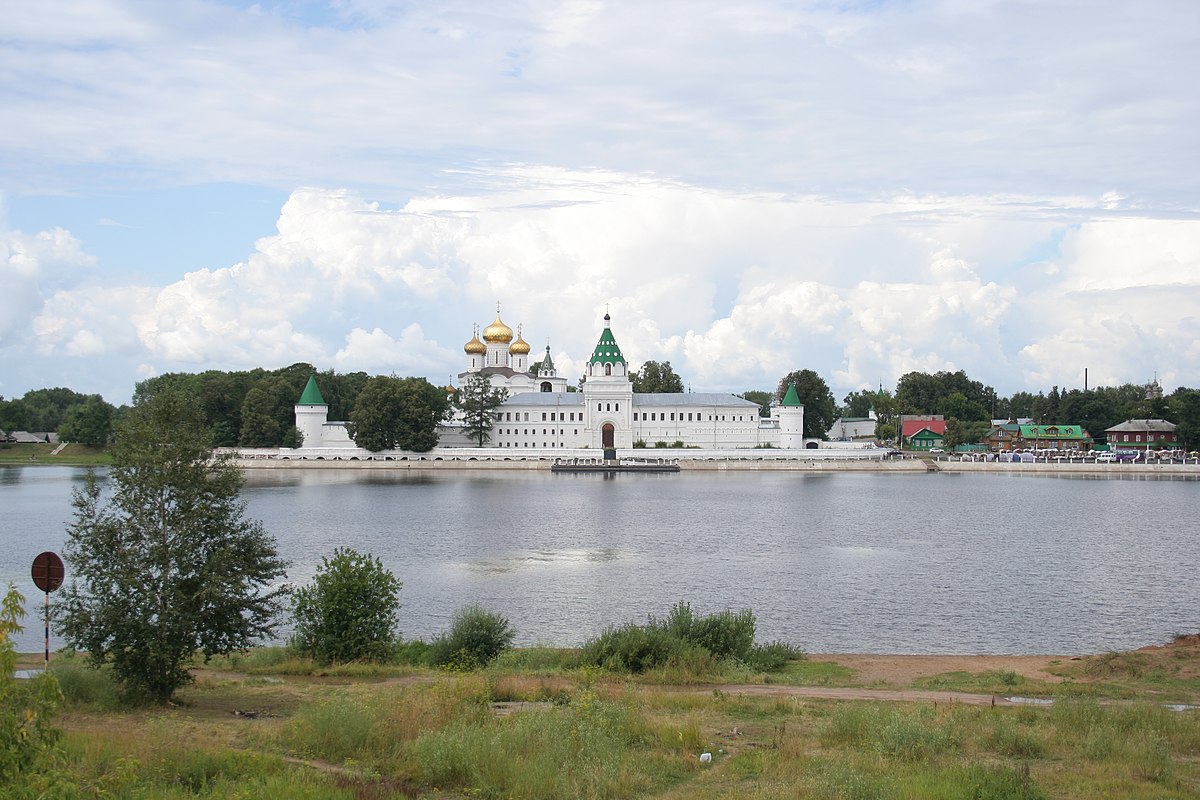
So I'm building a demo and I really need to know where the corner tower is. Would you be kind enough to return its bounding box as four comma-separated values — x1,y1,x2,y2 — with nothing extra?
295,374,329,448
778,382,806,449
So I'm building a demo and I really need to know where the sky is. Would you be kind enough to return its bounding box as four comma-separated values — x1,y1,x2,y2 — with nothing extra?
2,0,1198,406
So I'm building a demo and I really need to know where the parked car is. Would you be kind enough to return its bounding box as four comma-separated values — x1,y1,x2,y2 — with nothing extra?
1095,452,1116,462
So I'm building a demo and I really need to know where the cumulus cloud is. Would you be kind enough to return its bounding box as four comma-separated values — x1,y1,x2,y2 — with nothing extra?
335,324,458,377
0,225,93,347
11,172,1200,402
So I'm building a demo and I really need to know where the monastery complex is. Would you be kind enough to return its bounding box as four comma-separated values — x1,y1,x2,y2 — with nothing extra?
289,309,855,457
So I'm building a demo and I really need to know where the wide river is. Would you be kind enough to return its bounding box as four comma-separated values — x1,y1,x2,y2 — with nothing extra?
2,466,1196,656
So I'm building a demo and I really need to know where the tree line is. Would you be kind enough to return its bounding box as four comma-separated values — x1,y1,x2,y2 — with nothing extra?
6,359,1200,451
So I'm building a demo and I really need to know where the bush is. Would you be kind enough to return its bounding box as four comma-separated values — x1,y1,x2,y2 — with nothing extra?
431,604,516,670
581,623,694,673
1,585,64,786
688,608,756,661
747,640,806,671
50,655,121,710
291,548,402,664
582,602,802,674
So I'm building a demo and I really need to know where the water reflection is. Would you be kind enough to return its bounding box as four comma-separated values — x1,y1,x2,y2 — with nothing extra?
465,548,623,574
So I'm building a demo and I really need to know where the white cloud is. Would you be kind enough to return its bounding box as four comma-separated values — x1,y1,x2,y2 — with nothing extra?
0,225,93,347
9,174,1200,403
1056,219,1200,291
334,324,457,376
3,1,1197,202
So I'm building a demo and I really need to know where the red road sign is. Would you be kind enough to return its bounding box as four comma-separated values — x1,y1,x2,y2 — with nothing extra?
31,551,65,593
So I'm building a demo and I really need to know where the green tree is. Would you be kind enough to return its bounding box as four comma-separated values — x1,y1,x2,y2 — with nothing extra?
431,604,516,670
842,388,897,433
291,548,402,664
58,395,115,448
1,585,64,787
632,360,684,393
945,418,991,448
0,397,30,432
776,369,837,439
940,391,988,422
238,376,300,447
454,372,509,446
739,390,773,417
896,370,991,418
347,375,450,452
57,389,289,703
1168,388,1200,450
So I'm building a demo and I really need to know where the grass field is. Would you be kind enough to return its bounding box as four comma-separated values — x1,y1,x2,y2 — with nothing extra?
10,636,1199,799
0,443,110,466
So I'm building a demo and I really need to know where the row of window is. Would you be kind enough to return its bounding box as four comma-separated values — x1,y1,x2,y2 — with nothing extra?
499,429,580,437
632,412,748,423
499,409,752,423
503,411,581,422
1119,433,1174,443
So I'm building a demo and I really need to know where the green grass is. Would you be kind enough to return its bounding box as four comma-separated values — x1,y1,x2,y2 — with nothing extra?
0,442,111,465
19,644,1200,799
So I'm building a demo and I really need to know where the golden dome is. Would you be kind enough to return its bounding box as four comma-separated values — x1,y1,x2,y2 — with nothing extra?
482,313,514,343
464,326,486,354
509,327,530,355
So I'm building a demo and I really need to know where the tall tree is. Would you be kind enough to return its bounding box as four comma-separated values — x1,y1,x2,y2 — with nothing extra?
347,375,450,452
238,376,302,448
739,390,773,417
1168,388,1200,451
58,395,115,448
895,370,990,418
632,361,684,393
455,372,508,446
57,389,288,703
776,369,837,439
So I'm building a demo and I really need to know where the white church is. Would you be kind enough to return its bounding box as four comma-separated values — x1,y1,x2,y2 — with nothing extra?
287,308,842,457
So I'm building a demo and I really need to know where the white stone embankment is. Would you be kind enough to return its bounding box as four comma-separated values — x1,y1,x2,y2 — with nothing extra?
230,452,1199,475
933,460,1200,477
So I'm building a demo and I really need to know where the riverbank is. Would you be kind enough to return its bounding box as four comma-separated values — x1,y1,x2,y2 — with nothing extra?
16,634,1200,799
229,453,1200,477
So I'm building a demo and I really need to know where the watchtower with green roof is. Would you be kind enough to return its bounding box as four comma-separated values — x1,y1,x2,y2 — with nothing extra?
294,374,329,449
582,312,634,450
778,381,806,449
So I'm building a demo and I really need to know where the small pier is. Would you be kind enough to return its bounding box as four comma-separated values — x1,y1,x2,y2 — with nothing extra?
551,455,679,474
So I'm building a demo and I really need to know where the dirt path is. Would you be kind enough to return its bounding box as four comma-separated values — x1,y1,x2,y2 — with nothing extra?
807,652,1071,685
656,683,1027,706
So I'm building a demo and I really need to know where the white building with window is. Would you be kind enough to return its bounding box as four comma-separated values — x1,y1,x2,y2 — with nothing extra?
293,309,812,453
436,309,786,450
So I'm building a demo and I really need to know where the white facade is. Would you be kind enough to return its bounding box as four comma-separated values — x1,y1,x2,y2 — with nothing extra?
290,309,833,454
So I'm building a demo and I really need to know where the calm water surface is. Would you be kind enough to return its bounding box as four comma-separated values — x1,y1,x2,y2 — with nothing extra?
2,466,1196,655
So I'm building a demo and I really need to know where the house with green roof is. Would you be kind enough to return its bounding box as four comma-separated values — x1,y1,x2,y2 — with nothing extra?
1012,424,1092,451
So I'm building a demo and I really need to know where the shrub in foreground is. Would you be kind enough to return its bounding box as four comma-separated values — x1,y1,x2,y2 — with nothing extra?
1,585,65,787
582,602,803,674
291,548,402,664
431,604,516,670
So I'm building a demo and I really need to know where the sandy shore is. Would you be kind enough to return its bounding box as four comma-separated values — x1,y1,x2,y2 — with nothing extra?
807,653,1073,685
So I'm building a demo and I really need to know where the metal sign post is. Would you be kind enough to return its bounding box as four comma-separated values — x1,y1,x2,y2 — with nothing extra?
31,551,65,670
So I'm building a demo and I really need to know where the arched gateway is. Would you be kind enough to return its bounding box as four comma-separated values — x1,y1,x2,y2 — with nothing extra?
602,423,615,448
